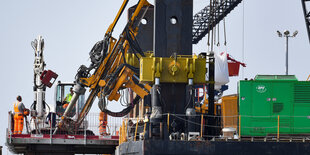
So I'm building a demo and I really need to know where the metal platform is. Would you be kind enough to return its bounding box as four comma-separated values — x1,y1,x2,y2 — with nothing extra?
6,131,119,155
118,139,310,155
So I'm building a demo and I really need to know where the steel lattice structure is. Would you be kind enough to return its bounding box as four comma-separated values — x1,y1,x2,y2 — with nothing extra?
302,0,310,43
192,0,242,44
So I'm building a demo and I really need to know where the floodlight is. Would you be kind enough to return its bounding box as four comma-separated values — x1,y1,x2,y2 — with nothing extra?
277,30,282,37
284,30,290,36
292,31,298,37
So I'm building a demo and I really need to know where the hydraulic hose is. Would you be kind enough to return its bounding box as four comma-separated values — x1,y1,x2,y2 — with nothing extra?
100,96,141,117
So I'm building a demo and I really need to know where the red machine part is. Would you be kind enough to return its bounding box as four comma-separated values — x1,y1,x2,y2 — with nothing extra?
40,70,58,88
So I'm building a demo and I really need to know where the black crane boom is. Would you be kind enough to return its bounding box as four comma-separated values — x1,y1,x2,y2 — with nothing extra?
192,0,243,44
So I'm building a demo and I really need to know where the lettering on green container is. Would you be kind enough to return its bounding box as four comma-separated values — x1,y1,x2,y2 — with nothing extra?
256,85,267,93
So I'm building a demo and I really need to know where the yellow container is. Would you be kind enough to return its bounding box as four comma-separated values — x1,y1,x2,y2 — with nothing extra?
221,95,238,129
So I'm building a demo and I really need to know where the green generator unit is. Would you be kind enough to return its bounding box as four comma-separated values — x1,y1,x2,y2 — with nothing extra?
239,75,310,137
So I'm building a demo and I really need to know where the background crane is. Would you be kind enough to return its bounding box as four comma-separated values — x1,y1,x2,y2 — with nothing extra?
302,0,310,43
192,0,243,44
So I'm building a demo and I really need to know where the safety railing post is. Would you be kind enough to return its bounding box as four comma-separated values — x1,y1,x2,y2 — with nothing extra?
50,113,53,144
122,120,125,144
239,115,241,139
200,114,203,138
167,113,170,132
84,120,87,145
125,119,128,142
123,120,126,143
119,125,122,145
134,118,139,141
143,122,147,139
277,115,280,141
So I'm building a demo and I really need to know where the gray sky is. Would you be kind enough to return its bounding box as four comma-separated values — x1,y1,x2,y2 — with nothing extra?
0,0,309,154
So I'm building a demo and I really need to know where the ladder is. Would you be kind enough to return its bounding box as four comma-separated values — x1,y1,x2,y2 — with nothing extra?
302,0,310,44
192,0,243,44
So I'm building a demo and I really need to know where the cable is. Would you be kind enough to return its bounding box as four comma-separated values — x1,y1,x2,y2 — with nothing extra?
120,46,127,64
217,19,220,46
119,90,128,107
154,87,166,107
45,101,51,113
103,64,139,96
101,96,141,117
223,18,227,46
125,26,145,59
119,90,125,106
184,88,194,111
125,28,140,60
121,89,129,106
98,95,106,112
30,101,35,110
241,0,245,79
34,74,44,89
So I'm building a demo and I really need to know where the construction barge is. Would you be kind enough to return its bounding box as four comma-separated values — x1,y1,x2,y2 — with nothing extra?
7,131,310,154
5,0,310,154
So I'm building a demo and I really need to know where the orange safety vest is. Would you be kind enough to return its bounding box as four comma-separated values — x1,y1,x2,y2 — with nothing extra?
13,101,24,134
14,102,22,114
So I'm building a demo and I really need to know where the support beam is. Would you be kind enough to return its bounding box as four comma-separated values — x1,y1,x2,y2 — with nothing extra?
154,0,193,57
207,52,215,139
152,0,193,139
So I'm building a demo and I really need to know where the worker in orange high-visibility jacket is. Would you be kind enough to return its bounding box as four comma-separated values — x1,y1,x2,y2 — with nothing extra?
13,95,25,134
99,111,108,136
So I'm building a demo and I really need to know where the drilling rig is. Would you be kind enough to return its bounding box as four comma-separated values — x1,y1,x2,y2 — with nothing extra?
30,36,58,133
7,1,310,155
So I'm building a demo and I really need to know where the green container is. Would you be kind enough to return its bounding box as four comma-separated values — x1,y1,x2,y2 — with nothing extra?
239,75,310,136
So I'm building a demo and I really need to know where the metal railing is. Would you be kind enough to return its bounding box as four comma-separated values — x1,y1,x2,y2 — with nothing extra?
85,113,122,136
7,111,123,143
8,111,310,143
119,113,310,143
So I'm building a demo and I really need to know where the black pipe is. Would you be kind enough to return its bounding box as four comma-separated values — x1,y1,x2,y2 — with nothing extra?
185,85,196,133
207,52,215,139
150,85,162,139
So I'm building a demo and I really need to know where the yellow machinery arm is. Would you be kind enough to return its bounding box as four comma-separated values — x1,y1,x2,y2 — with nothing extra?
54,0,151,134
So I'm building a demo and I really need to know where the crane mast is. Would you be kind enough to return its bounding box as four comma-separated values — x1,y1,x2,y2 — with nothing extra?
32,36,46,118
31,35,58,133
